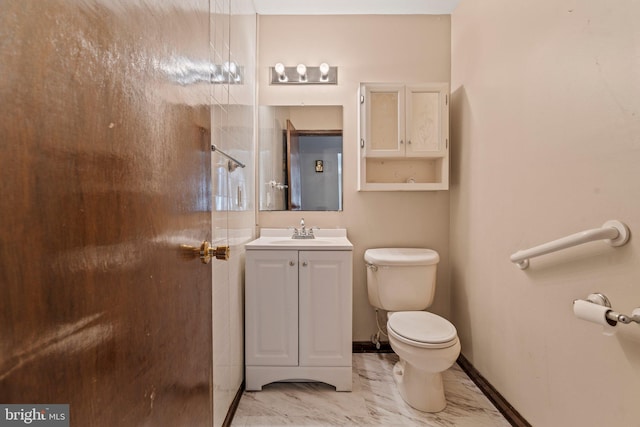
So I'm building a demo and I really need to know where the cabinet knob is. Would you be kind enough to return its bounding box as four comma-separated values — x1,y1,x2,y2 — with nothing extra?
289,261,295,266
302,261,308,267
407,140,412,144
400,139,404,144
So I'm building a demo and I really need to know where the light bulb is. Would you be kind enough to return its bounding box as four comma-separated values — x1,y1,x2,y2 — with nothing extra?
319,62,330,77
274,62,287,82
296,63,307,80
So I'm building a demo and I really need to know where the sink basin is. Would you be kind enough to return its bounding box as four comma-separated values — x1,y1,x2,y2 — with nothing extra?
270,239,335,245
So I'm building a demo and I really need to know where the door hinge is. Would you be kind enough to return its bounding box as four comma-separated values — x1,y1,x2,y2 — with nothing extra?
360,94,365,104
446,94,448,106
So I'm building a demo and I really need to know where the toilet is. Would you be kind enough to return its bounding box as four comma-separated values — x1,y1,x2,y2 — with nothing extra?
364,248,460,413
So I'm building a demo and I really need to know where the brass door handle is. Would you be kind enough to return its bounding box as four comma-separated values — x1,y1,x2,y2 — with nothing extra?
180,241,230,264
200,241,230,264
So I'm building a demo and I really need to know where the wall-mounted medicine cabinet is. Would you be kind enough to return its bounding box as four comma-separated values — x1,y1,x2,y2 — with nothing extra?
358,82,450,191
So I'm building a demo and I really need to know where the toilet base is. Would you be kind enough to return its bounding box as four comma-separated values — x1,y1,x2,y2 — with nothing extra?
392,360,446,413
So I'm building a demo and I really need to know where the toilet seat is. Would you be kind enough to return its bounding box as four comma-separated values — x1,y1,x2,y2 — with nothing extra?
388,311,458,349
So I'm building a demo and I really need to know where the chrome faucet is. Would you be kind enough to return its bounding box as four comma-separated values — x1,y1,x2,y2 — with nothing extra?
291,217,317,239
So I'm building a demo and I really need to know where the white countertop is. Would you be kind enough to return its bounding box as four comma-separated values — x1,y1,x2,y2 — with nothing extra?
245,228,353,251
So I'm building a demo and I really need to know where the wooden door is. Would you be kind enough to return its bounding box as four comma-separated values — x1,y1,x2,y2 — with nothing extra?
0,1,213,425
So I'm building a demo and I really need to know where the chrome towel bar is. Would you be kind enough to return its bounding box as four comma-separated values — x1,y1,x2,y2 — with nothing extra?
510,220,630,269
211,144,246,171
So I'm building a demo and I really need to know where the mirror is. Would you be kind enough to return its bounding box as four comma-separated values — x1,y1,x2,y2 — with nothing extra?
258,105,343,211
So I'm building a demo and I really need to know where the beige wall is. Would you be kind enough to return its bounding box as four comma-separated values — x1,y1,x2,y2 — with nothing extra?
257,15,451,341
451,1,640,425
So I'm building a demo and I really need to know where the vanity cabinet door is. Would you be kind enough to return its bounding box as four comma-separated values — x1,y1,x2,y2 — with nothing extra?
298,250,352,367
245,250,299,366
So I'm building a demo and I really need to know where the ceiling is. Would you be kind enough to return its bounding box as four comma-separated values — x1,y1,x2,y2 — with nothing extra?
252,0,460,15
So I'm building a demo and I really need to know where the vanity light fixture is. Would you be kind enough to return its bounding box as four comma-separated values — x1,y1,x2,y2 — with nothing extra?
212,61,244,84
158,57,244,85
270,62,338,85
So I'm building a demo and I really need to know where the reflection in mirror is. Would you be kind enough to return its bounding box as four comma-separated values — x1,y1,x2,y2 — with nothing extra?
259,105,343,211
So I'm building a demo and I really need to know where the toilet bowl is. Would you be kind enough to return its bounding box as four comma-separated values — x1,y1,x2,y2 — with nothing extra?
364,248,460,413
387,311,460,412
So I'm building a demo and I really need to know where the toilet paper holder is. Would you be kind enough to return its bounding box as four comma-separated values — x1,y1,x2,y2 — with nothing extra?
575,293,640,325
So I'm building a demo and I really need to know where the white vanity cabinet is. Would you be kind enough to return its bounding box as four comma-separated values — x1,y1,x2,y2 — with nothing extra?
244,231,353,392
358,82,449,191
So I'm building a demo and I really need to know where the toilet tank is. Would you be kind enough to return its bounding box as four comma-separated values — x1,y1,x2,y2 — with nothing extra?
364,248,439,311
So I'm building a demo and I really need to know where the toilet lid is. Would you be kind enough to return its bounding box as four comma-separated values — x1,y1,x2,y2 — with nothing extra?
388,311,457,344
364,248,439,266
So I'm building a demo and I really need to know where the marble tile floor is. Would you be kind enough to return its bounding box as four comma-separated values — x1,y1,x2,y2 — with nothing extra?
231,353,511,426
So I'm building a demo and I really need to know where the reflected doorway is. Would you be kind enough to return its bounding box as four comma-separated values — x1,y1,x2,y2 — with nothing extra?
286,120,342,211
